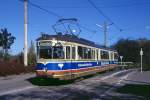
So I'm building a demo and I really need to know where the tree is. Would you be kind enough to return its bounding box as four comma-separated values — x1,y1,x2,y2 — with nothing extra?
0,48,3,61
0,28,16,61
17,51,24,64
28,41,36,66
113,38,150,70
114,39,140,63
138,38,150,70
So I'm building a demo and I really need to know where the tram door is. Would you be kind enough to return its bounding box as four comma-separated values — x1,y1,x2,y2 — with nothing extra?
66,46,76,79
66,46,72,79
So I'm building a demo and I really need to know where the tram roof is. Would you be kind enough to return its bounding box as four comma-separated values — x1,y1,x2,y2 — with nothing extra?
36,34,117,52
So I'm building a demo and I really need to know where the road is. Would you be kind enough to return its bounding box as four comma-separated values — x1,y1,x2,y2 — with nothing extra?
0,69,140,100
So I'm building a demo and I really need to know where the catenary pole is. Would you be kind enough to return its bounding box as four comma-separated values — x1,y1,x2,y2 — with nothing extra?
104,21,107,47
24,0,28,66
96,21,109,47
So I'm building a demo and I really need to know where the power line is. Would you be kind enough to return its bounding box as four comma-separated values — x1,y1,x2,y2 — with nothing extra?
78,24,96,33
18,0,97,37
88,0,123,32
102,2,150,8
38,2,150,9
19,0,63,18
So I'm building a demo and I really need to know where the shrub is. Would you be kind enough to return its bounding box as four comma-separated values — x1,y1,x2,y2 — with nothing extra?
0,61,35,76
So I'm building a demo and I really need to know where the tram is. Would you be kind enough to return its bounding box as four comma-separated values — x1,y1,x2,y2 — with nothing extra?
35,34,118,80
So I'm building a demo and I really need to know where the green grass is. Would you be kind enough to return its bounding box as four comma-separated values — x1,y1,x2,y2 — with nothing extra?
117,84,150,99
27,77,74,86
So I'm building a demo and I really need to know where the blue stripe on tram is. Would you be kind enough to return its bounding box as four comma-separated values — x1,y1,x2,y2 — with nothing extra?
36,61,116,70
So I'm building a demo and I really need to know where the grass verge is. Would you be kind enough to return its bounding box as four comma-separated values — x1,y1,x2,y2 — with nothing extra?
117,84,150,99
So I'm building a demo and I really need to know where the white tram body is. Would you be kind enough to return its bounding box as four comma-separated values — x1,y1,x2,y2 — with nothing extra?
36,34,118,80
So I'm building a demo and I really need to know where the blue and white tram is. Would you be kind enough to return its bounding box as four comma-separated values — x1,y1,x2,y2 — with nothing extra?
36,34,118,80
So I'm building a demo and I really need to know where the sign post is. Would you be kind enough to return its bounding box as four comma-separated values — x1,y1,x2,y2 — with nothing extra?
120,56,123,69
140,48,143,73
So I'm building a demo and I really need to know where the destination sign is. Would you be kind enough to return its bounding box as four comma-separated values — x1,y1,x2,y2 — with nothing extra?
101,61,109,65
78,63,92,67
39,42,52,46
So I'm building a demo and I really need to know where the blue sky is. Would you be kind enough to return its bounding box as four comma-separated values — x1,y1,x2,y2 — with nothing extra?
0,0,150,54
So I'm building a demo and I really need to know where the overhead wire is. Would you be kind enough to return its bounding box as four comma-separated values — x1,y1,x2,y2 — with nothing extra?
88,0,123,32
78,24,96,33
18,0,101,37
18,0,63,19
37,2,150,9
18,0,150,45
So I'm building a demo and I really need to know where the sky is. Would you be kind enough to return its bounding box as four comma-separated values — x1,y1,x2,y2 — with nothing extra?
0,0,150,55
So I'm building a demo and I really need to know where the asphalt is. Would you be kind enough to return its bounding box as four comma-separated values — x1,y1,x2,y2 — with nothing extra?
0,69,148,100
125,71,150,85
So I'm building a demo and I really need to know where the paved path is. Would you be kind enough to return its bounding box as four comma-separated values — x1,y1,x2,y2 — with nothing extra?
0,69,142,100
0,73,36,96
125,71,150,84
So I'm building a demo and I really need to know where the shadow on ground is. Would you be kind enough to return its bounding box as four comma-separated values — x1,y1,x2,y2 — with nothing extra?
0,82,148,100
26,70,109,86
27,77,75,86
0,82,113,100
26,67,120,86
1,69,147,100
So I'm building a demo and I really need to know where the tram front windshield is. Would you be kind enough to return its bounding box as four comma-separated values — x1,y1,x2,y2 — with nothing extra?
39,46,64,59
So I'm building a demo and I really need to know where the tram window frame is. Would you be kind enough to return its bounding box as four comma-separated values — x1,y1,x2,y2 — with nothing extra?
91,49,95,60
94,50,95,60
78,46,93,60
101,50,109,60
87,48,92,59
53,46,64,59
110,52,114,60
37,46,40,59
96,49,99,60
78,46,83,60
39,46,53,59
83,47,88,59
72,47,76,59
38,45,65,59
114,53,118,60
99,49,101,60
66,46,71,59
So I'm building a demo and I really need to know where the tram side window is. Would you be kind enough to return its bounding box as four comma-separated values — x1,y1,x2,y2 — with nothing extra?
101,50,109,59
72,47,76,59
39,46,64,59
114,53,118,60
53,46,64,59
78,46,92,60
87,48,91,59
78,46,83,59
39,47,52,59
66,46,70,59
83,47,88,59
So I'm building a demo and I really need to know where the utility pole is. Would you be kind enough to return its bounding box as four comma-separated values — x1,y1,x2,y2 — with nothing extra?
24,0,28,66
104,21,107,47
96,21,110,47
